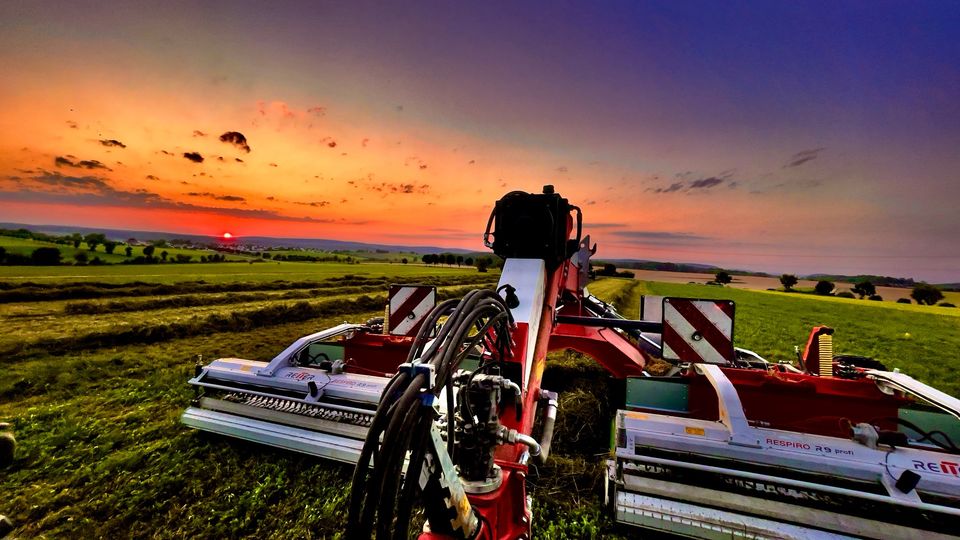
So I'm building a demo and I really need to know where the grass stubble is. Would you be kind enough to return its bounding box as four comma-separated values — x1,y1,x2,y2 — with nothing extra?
1,274,957,538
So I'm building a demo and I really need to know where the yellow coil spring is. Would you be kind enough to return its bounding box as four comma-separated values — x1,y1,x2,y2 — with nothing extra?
818,333,833,377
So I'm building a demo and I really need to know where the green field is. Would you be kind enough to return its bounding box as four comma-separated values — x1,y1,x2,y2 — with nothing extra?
641,281,960,397
0,236,249,265
0,260,483,284
1,272,958,538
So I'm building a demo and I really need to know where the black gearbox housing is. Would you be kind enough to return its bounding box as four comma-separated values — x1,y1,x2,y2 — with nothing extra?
488,186,580,268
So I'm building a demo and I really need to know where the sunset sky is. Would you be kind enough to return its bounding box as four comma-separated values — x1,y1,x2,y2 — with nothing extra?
1,2,958,281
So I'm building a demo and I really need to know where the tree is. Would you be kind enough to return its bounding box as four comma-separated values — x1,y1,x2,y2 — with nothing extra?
445,253,456,266
911,283,944,306
124,245,133,257
456,255,464,267
103,241,118,254
69,233,83,249
465,257,474,266
73,251,88,264
143,245,156,258
597,263,618,277
0,246,5,263
84,233,106,251
160,250,168,261
477,259,489,273
851,281,876,299
814,280,835,296
30,247,62,266
779,274,798,291
715,271,732,285
401,258,408,264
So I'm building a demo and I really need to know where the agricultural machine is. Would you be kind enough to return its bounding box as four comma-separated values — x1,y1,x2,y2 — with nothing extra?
182,187,960,539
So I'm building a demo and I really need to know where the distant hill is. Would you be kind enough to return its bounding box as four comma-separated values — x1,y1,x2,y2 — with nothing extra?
0,222,471,256
803,274,917,288
2,222,954,285
601,259,769,276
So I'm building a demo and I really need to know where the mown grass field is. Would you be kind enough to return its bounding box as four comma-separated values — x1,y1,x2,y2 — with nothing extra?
0,236,249,265
1,271,958,539
0,261,480,285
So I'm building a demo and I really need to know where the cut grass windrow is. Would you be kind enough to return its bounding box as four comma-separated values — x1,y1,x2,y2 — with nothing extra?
63,284,389,315
1,284,495,363
0,273,496,304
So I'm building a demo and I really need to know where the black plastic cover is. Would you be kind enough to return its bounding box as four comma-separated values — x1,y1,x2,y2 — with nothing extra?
490,187,575,268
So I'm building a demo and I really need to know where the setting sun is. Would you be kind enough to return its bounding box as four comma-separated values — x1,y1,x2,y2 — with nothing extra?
222,232,233,239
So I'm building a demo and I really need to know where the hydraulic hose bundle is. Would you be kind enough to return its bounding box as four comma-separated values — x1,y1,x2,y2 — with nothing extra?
346,289,514,540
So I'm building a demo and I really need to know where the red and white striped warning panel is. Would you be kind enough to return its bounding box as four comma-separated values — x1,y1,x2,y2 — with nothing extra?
661,298,735,364
387,285,437,336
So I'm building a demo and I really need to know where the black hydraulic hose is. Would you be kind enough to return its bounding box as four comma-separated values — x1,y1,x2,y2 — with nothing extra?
880,417,960,453
435,303,505,388
406,299,459,363
536,391,558,465
348,287,516,539
375,386,427,539
346,372,409,532
442,292,511,364
363,374,425,532
446,375,455,455
349,373,424,539
392,416,432,540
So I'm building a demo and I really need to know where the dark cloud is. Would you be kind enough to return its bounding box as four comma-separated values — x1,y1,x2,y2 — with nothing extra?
556,166,568,173
159,150,174,156
186,192,245,202
783,147,825,168
235,158,244,163
145,175,159,180
468,160,476,165
756,178,824,194
0,171,361,224
294,200,330,207
367,182,430,194
66,120,78,129
193,130,207,137
219,131,251,153
327,141,337,148
649,182,684,194
307,106,326,116
55,156,112,171
99,139,126,148
688,177,724,189
584,222,627,229
611,230,712,245
269,163,278,167
647,171,734,194
183,152,204,163
361,138,369,147
419,164,427,170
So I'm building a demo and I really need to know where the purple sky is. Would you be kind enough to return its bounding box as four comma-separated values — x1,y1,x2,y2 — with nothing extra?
1,1,958,280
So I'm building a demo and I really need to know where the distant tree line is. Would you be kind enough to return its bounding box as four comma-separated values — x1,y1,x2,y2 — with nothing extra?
422,253,497,272
775,274,953,307
595,263,635,278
